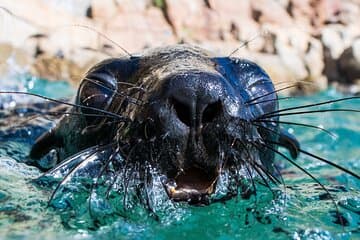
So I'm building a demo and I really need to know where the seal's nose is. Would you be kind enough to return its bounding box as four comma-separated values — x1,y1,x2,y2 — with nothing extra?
170,97,222,127
165,72,225,129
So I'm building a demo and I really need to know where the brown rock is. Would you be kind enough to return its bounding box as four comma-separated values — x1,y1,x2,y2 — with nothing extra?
0,43,13,63
251,0,293,27
321,24,360,84
90,0,118,20
166,0,221,41
104,5,176,53
31,54,87,86
211,0,262,51
338,38,360,84
289,0,321,31
0,0,99,58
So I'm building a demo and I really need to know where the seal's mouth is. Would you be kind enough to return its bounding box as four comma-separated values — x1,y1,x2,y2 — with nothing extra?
164,167,219,205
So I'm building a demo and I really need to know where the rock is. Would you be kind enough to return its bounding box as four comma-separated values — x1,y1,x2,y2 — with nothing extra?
45,0,92,16
304,38,327,91
251,0,293,27
316,0,342,25
0,0,98,56
211,0,263,51
103,5,176,52
91,0,118,20
30,52,102,85
289,0,323,31
275,30,308,81
0,43,13,63
1,0,360,95
338,38,360,84
248,52,298,86
338,0,360,25
322,24,360,85
165,0,221,42
321,25,346,59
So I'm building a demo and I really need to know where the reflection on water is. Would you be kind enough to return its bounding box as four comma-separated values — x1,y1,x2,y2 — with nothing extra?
0,76,359,239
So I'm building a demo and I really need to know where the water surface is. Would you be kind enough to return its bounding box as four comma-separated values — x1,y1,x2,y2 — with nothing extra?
0,75,359,240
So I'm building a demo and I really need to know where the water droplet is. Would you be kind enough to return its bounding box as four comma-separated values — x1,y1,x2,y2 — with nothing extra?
9,100,16,108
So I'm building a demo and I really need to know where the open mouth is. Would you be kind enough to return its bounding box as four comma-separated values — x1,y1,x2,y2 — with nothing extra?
163,167,219,205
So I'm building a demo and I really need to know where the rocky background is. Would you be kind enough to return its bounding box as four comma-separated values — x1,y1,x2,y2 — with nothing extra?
0,0,360,95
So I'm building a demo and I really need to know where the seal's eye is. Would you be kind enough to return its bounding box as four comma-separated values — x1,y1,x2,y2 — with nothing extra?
77,72,117,124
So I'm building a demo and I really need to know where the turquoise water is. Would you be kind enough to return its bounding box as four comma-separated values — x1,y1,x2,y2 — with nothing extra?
0,76,359,240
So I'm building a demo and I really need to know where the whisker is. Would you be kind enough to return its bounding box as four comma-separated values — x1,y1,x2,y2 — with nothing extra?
70,24,132,57
250,141,288,206
82,77,145,105
228,30,268,57
259,141,345,226
48,148,105,204
81,46,114,57
249,162,276,196
298,149,360,180
1,114,43,129
122,163,137,209
253,119,337,139
262,97,360,117
255,125,359,180
248,142,282,185
10,110,123,119
235,141,279,194
243,161,257,194
251,122,277,135
247,97,292,106
0,91,128,121
88,145,119,219
245,84,301,104
42,144,114,177
0,6,40,27
245,80,318,105
259,109,360,119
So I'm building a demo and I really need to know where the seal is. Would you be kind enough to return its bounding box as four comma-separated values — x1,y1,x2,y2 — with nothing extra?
28,44,302,205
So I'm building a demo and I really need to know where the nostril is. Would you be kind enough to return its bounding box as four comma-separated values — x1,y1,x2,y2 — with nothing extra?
171,98,192,126
202,100,222,124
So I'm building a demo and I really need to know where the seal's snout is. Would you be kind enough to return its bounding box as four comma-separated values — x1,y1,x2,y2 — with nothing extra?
170,90,223,128
144,72,231,203
165,72,226,129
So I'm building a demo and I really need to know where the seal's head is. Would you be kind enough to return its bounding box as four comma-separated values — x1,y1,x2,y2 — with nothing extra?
30,45,299,205
130,48,282,204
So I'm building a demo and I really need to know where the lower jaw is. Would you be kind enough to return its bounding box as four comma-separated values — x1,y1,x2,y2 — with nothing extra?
162,168,248,205
162,169,218,205
164,180,215,205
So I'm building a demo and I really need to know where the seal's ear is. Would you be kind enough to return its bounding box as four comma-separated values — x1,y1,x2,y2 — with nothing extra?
278,128,300,159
